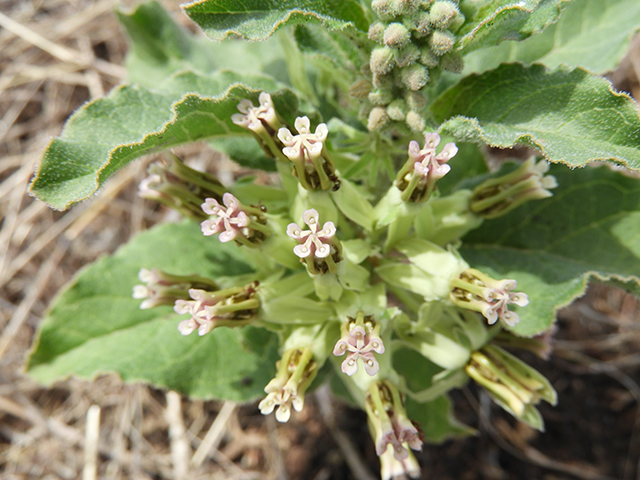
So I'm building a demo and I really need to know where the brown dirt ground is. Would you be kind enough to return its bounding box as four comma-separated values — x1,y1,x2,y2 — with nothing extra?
1,1,640,479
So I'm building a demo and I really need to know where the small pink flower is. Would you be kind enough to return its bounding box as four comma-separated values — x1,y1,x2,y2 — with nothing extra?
201,193,249,242
333,322,385,376
278,117,328,162
286,209,336,259
174,289,218,336
482,279,529,327
408,132,457,181
231,92,278,133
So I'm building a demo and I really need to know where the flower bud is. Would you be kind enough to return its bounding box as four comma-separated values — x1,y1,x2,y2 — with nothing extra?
470,158,558,218
384,23,411,49
370,47,396,76
440,52,464,73
372,0,396,19
349,79,373,99
411,11,431,36
405,91,428,110
419,47,439,67
466,345,556,429
369,20,386,43
400,64,429,91
394,44,420,68
394,0,420,15
387,99,408,121
368,88,394,106
368,106,390,131
405,111,426,132
429,1,460,30
139,154,226,221
132,268,219,310
429,29,455,56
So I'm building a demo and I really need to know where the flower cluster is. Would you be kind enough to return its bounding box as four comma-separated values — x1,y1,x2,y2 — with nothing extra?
470,157,558,218
287,209,343,275
333,311,385,376
450,268,529,326
396,132,458,202
174,282,260,336
132,268,219,310
259,348,318,422
138,153,225,220
366,381,423,461
201,193,269,247
278,117,338,191
359,0,465,131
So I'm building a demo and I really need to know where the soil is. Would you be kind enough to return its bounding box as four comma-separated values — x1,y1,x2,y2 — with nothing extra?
1,1,639,479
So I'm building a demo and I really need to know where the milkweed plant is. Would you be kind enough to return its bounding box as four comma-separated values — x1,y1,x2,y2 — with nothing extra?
27,0,640,478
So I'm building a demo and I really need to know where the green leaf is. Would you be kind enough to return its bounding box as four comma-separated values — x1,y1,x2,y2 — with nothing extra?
117,2,291,86
406,396,475,443
457,0,564,53
463,0,640,75
460,165,640,336
28,221,280,401
30,71,299,210
293,24,369,73
432,64,640,171
183,0,372,41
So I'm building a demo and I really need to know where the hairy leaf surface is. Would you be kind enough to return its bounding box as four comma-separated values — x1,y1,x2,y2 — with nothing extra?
461,165,640,336
432,64,640,170
117,1,289,86
457,0,564,53
30,71,298,210
27,222,279,401
463,0,640,75
183,0,372,41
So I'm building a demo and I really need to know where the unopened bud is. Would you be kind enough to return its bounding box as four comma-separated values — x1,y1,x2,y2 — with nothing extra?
387,99,407,121
368,106,390,131
400,64,429,91
440,52,464,73
394,44,420,68
368,21,386,43
349,79,372,99
384,23,410,49
429,1,460,30
372,0,396,19
368,88,394,106
395,0,420,15
405,91,428,110
419,47,439,67
405,111,426,132
412,12,431,36
429,29,455,56
370,47,395,76
373,71,394,89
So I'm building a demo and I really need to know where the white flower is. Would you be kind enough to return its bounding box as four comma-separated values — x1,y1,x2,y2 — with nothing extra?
286,209,336,259
409,132,457,180
278,116,328,162
201,193,249,242
333,321,385,376
231,92,277,133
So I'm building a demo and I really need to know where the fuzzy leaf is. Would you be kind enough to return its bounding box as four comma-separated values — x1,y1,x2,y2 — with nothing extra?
30,71,299,210
460,165,640,336
183,0,372,41
433,64,640,171
293,24,369,73
27,222,280,401
457,0,564,53
463,0,640,75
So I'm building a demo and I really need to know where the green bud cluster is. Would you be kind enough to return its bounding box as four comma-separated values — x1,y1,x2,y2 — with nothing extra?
356,0,465,132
